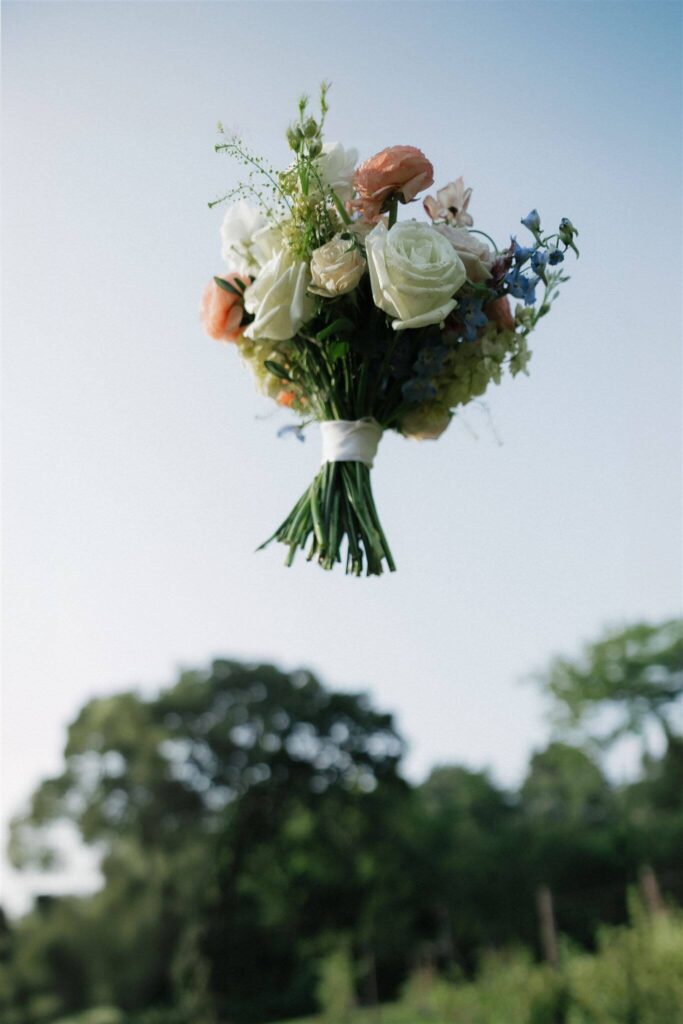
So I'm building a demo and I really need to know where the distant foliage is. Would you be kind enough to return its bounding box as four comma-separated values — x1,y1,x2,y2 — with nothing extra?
399,904,683,1024
317,942,356,1022
1,622,682,1023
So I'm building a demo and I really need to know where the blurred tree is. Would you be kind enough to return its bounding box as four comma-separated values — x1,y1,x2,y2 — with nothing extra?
534,620,683,921
537,620,683,754
520,742,612,826
409,766,527,968
4,625,682,1022
7,660,408,1022
192,663,409,1020
518,742,627,945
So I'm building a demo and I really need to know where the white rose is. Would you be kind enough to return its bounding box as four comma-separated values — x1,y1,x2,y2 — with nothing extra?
313,142,358,203
365,221,467,330
309,235,366,297
433,224,493,283
243,249,315,342
220,200,285,276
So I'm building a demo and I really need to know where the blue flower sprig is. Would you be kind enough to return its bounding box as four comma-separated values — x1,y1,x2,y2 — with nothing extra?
504,210,578,315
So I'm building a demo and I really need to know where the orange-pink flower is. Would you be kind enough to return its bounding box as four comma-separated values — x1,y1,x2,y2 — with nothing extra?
486,296,515,332
276,389,296,408
200,274,250,343
351,145,434,222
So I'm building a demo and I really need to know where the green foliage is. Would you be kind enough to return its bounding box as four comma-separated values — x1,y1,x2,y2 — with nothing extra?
362,906,683,1024
566,902,683,1024
1,623,682,1024
316,942,356,1023
52,1010,124,1024
521,743,611,825
537,619,683,750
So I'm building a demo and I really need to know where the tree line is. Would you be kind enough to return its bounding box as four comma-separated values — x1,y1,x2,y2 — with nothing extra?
1,619,681,1023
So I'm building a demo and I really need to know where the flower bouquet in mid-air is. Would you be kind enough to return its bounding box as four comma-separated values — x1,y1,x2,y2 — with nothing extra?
201,84,579,576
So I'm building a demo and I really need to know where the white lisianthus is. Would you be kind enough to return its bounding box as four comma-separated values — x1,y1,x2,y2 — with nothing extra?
243,249,315,342
309,235,366,297
220,200,285,276
313,142,358,203
365,221,467,330
433,224,493,283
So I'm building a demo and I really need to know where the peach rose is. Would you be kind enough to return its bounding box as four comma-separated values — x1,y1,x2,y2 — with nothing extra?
200,274,250,342
485,296,515,332
351,145,434,222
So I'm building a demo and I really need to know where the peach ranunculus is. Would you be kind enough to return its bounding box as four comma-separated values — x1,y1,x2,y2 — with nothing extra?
351,145,434,222
200,274,250,342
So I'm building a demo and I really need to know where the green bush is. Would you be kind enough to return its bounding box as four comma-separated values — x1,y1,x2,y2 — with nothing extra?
52,1008,125,1024
398,904,683,1024
401,950,564,1024
566,903,683,1024
316,942,356,1023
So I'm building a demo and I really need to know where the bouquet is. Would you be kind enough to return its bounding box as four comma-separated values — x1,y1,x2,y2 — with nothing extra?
201,85,579,576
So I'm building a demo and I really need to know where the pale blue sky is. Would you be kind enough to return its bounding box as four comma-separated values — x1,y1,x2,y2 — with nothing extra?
2,1,681,913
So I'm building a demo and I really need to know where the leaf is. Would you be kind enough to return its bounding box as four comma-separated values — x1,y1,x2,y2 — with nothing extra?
214,276,241,298
329,341,349,362
264,360,291,381
317,318,355,343
330,189,352,225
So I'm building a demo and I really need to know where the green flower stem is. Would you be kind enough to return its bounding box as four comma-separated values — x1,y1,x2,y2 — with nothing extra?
260,456,395,576
468,228,500,253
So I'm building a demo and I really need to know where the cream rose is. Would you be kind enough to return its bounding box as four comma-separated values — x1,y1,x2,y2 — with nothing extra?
309,235,366,297
243,249,315,342
433,224,493,283
365,221,467,330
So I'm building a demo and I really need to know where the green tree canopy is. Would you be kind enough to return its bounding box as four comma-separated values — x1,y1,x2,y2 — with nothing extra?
6,661,408,1023
520,742,612,826
10,660,404,868
536,620,683,753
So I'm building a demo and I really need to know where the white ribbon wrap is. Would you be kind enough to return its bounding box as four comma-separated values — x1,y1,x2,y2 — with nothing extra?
320,418,383,469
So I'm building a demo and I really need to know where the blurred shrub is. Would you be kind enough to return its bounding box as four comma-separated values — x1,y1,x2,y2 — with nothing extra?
401,950,564,1024
52,1009,124,1024
566,901,683,1024
400,903,683,1024
316,942,356,1023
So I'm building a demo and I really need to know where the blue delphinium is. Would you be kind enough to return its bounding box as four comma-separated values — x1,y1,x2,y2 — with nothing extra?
521,209,541,233
548,246,565,265
402,378,437,404
414,344,449,378
505,267,539,306
511,238,534,264
531,249,549,274
277,424,305,443
456,296,489,341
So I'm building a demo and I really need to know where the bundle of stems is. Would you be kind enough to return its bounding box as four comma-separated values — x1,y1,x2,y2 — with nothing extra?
261,459,395,576
258,319,409,576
